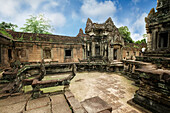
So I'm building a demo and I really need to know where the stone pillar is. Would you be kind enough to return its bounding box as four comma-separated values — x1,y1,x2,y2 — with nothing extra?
104,43,107,57
168,32,170,48
157,32,159,49
147,33,152,51
51,49,53,60
108,44,111,61
41,48,43,59
92,42,95,56
100,42,102,56
152,31,156,51
84,45,87,59
110,47,113,60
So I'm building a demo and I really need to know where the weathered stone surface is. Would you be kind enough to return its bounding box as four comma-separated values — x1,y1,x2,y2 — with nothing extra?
73,108,87,113
67,96,82,109
52,104,71,113
50,94,72,113
65,90,74,98
81,96,112,113
24,105,51,113
0,101,26,113
26,97,50,110
0,94,31,107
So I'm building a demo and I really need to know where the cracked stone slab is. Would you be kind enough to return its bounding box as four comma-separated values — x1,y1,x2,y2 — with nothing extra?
0,94,31,107
24,105,51,113
65,91,74,98
26,97,50,111
81,96,112,113
50,94,71,113
0,101,26,113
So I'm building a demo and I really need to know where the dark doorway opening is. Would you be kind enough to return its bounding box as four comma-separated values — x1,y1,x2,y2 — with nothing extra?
95,45,100,56
114,49,117,60
43,48,51,59
8,49,12,60
65,50,72,57
159,32,168,48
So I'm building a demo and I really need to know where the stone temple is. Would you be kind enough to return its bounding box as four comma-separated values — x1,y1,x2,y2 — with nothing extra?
0,0,169,113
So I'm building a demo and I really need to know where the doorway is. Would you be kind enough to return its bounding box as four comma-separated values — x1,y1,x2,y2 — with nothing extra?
114,49,118,60
95,45,100,56
8,49,12,60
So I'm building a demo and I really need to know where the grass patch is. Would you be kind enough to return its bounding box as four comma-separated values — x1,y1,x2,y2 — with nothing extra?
40,86,64,93
22,85,33,93
42,76,66,81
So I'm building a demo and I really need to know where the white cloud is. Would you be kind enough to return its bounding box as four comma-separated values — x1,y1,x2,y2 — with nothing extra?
45,13,66,27
25,0,47,10
81,0,116,22
71,11,78,20
0,0,67,32
42,1,59,11
132,0,140,4
129,13,147,41
0,0,21,17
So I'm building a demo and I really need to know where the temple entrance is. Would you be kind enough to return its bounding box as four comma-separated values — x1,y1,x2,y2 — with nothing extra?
95,45,100,56
8,49,12,61
159,32,168,48
114,49,118,60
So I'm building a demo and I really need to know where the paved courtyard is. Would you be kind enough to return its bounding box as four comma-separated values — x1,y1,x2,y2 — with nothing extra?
70,72,140,113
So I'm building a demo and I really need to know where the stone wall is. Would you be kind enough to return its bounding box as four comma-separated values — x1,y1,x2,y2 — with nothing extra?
14,42,83,64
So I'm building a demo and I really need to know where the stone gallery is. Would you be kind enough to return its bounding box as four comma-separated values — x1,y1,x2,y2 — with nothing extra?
0,0,169,113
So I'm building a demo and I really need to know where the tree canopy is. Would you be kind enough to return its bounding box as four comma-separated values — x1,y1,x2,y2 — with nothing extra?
0,22,18,30
135,34,147,44
118,26,134,43
20,14,53,34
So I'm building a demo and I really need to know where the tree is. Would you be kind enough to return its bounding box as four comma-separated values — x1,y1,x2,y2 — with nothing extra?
0,22,18,30
118,26,134,43
135,34,147,44
20,14,53,34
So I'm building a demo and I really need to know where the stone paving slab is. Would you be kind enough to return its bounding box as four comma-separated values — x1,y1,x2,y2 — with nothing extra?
24,105,51,113
0,101,26,113
0,94,31,107
81,96,112,113
65,90,74,98
26,97,50,111
50,94,72,113
67,96,82,109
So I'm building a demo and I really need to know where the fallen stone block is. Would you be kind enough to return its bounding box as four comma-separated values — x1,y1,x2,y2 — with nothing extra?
81,96,112,113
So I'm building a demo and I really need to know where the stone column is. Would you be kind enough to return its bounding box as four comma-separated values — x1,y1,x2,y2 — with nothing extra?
41,48,43,59
108,44,111,61
147,33,152,51
100,42,102,56
152,31,156,51
92,42,95,56
84,45,87,59
168,32,170,48
111,47,113,60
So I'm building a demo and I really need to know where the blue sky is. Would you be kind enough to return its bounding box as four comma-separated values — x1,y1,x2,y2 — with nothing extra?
0,0,157,41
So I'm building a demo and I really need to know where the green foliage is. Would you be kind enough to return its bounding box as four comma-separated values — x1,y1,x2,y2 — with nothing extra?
135,34,147,44
118,26,134,43
0,22,18,30
0,28,13,39
20,14,53,34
